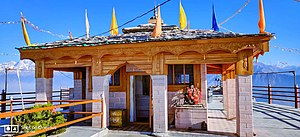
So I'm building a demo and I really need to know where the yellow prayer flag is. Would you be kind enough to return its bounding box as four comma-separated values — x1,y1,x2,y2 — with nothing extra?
110,8,118,35
21,13,32,46
258,0,266,33
85,9,90,38
152,6,162,38
179,1,187,30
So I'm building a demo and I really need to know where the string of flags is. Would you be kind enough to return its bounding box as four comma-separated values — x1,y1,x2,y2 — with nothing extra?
272,46,300,55
219,0,251,26
0,21,21,24
1,0,266,46
25,19,69,39
0,53,20,56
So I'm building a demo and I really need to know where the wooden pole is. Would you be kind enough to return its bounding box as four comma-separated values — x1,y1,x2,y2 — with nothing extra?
101,99,104,128
10,99,13,124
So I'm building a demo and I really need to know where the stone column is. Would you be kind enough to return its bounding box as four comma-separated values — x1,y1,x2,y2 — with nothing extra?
223,80,227,111
92,75,111,128
200,64,207,107
226,79,236,119
151,75,168,133
36,78,53,101
236,75,253,137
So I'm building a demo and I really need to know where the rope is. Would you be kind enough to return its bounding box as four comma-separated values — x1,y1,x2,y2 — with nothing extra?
58,71,73,80
219,0,251,26
24,19,69,39
0,21,21,24
0,53,20,56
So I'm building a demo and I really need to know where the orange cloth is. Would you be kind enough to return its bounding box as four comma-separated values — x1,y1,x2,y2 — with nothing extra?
152,6,162,38
258,0,266,33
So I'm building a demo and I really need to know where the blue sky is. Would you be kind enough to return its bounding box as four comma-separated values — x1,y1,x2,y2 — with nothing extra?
0,0,299,66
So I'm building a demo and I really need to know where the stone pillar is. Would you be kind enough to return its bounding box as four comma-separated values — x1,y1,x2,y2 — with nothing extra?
92,75,111,128
226,79,236,119
236,75,253,137
200,64,207,107
36,78,52,101
151,75,168,133
223,80,227,111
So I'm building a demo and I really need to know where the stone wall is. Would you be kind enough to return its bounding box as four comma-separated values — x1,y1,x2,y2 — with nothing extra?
109,92,126,109
135,76,150,119
36,78,52,101
175,107,207,129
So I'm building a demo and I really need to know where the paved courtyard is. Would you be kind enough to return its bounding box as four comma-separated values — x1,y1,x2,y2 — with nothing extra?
2,95,299,137
67,96,300,137
207,95,300,137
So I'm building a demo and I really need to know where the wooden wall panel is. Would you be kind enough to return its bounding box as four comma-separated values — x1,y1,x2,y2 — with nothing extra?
164,54,237,64
101,54,153,75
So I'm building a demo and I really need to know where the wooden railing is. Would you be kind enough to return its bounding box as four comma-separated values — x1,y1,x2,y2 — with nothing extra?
253,85,299,108
0,99,104,137
0,89,69,112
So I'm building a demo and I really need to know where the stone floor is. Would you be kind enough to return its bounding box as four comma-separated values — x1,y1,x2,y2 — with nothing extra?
207,95,236,134
253,102,300,137
207,95,300,137
1,95,300,137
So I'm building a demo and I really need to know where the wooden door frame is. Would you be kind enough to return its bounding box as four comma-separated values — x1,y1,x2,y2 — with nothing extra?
126,72,152,128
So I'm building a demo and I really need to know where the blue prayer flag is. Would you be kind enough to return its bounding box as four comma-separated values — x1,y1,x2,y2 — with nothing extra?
212,4,219,31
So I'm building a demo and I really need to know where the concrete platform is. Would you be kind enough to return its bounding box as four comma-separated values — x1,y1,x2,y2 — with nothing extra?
52,126,107,137
1,95,299,137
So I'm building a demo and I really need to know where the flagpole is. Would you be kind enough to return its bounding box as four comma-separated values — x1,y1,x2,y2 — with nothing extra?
16,69,25,110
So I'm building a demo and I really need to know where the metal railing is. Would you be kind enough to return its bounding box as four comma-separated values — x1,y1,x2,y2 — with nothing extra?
0,99,104,137
253,85,299,108
1,89,69,112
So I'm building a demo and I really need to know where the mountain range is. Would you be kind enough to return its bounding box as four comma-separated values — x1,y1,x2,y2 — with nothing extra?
0,60,299,93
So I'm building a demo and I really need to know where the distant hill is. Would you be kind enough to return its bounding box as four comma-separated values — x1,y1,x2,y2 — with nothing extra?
0,60,299,93
253,62,300,86
206,62,300,87
0,60,73,93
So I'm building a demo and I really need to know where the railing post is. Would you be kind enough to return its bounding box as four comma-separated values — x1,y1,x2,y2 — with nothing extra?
1,89,6,113
295,84,299,109
268,84,272,104
1,90,6,120
101,99,104,128
10,96,13,124
60,89,62,105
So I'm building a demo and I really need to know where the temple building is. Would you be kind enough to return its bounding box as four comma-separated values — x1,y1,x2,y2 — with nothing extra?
18,10,272,137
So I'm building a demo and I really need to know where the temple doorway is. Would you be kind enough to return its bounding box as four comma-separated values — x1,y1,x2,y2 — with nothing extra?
129,75,151,124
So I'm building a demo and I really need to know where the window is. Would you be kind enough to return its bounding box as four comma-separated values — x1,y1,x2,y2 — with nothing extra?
109,68,120,86
168,64,194,85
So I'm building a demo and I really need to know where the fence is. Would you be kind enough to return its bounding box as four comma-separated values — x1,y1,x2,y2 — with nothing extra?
253,84,299,108
1,89,69,112
0,99,104,137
